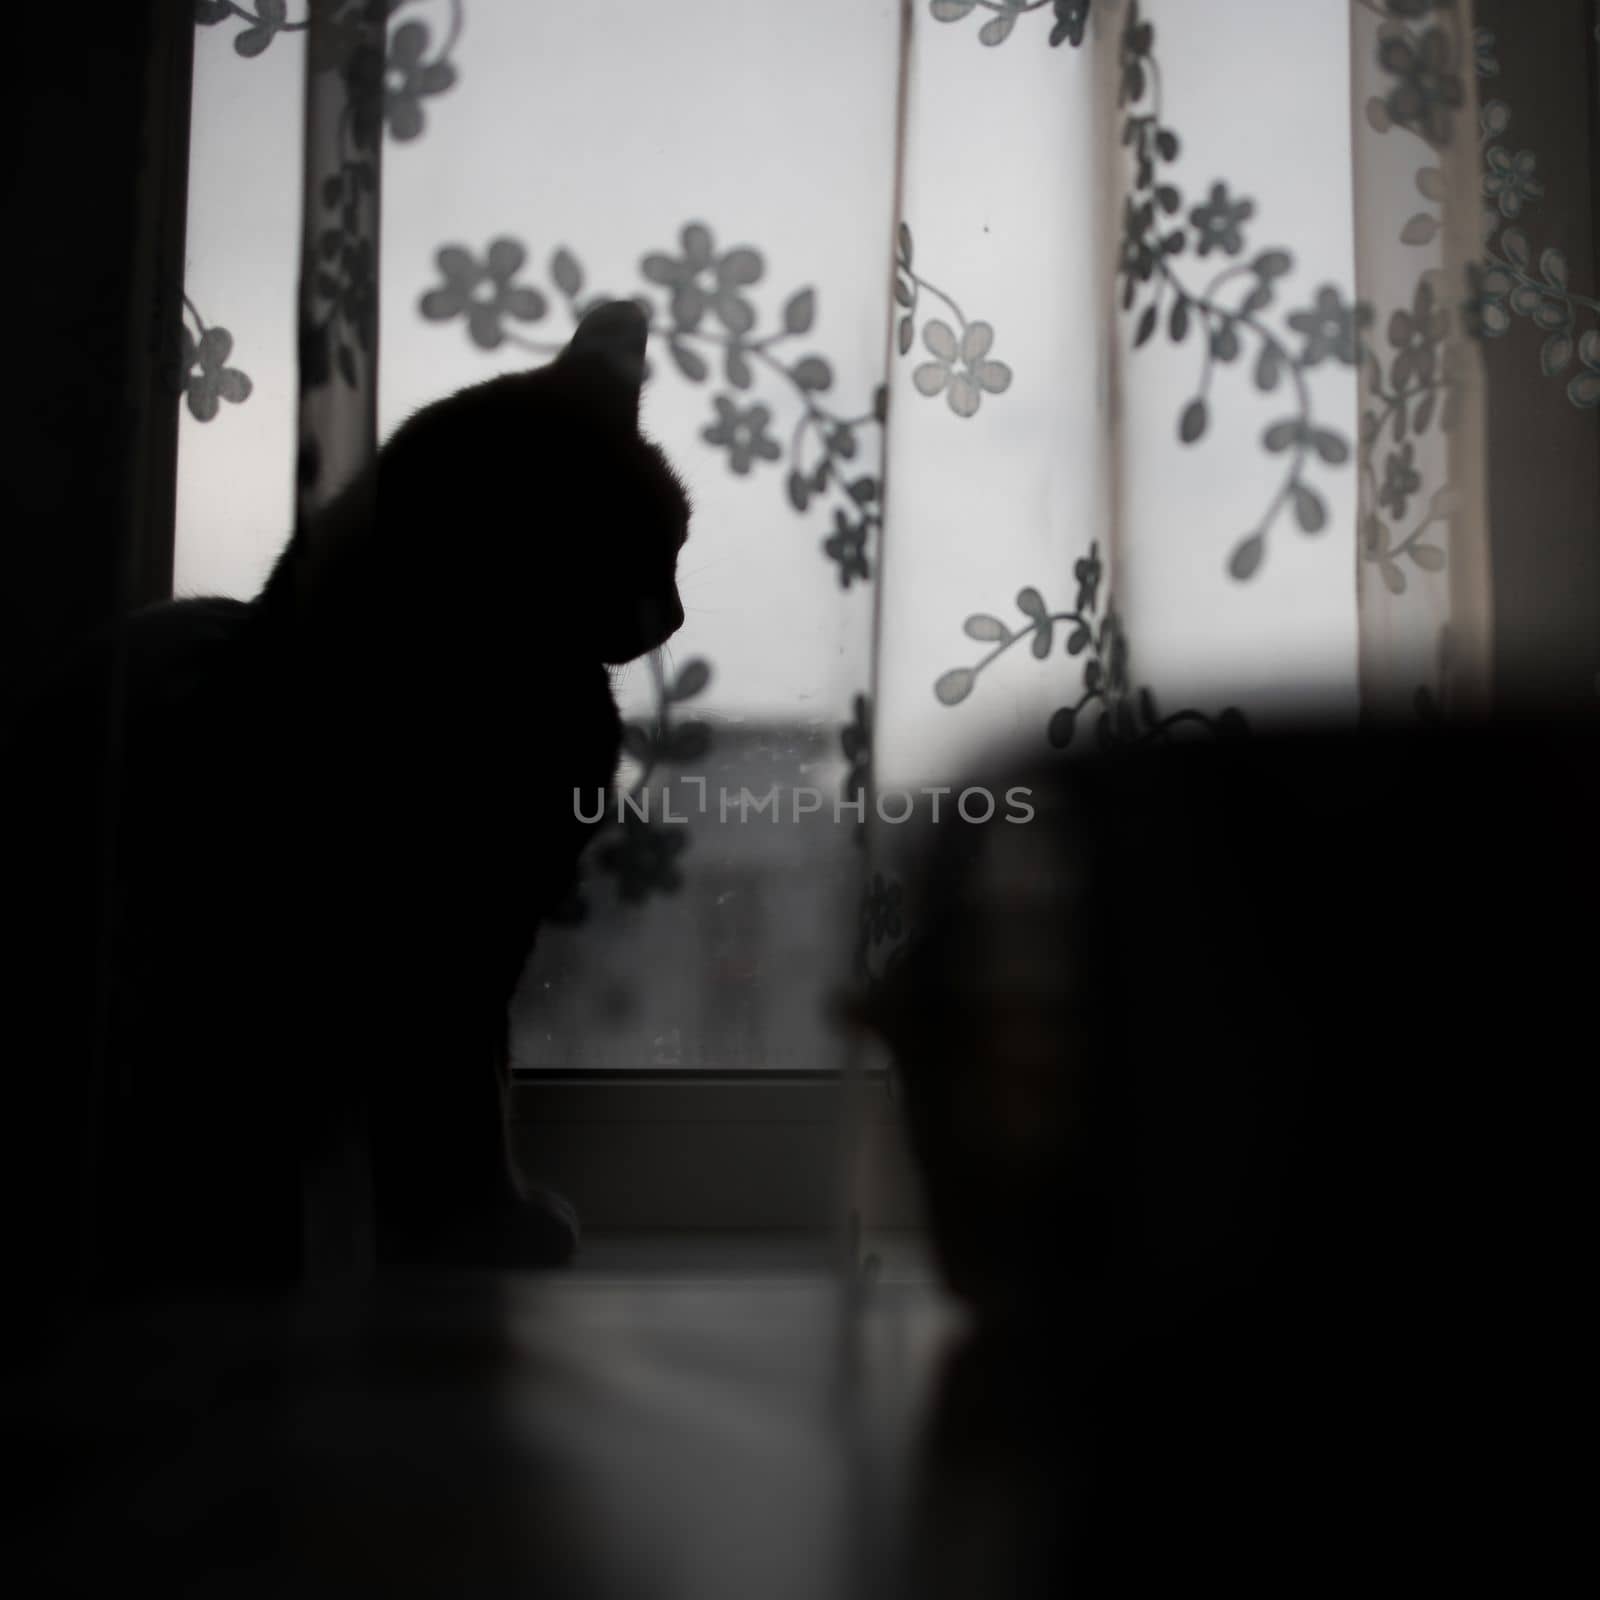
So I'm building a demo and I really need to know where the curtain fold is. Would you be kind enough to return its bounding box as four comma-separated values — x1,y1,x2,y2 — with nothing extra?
1350,0,1492,718
293,0,387,1281
295,3,384,523
1097,0,1368,722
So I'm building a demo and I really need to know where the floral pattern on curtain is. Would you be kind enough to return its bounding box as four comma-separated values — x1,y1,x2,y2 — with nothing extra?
175,1,1597,1092
1350,0,1491,717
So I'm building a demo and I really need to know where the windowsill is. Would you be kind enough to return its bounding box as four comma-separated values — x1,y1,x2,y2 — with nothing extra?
510,1070,922,1233
567,1228,935,1284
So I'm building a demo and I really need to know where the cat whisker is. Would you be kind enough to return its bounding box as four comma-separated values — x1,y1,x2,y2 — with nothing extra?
675,561,726,584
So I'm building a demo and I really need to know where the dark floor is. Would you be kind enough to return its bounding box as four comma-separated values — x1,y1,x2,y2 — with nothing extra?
6,1227,1575,1595
3,1241,961,1599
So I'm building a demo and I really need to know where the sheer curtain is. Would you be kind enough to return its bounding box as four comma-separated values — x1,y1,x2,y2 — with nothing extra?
176,1,1593,1247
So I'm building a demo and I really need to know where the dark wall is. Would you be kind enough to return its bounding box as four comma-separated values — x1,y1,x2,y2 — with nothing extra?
0,3,190,726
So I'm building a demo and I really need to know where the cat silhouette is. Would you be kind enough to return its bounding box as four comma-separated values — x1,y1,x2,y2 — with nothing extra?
3,301,688,1304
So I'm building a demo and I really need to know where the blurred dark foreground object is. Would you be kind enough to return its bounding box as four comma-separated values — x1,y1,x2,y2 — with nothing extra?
866,717,1595,1589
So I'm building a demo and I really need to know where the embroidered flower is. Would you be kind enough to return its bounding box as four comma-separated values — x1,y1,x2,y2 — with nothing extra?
701,396,782,475
824,511,870,589
179,324,252,422
1483,146,1543,219
419,239,548,349
912,320,1013,418
641,223,762,335
1388,278,1449,388
1189,182,1254,259
1380,26,1465,148
384,20,457,142
1289,286,1372,367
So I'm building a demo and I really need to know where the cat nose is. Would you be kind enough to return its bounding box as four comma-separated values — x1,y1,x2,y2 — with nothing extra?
634,594,683,652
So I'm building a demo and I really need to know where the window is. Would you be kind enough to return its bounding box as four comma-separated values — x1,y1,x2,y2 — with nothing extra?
177,3,914,1231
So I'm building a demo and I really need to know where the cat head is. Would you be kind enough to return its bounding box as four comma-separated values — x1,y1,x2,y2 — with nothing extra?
373,301,689,665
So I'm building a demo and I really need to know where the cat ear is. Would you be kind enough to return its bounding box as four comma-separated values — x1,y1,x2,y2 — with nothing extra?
561,300,649,423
